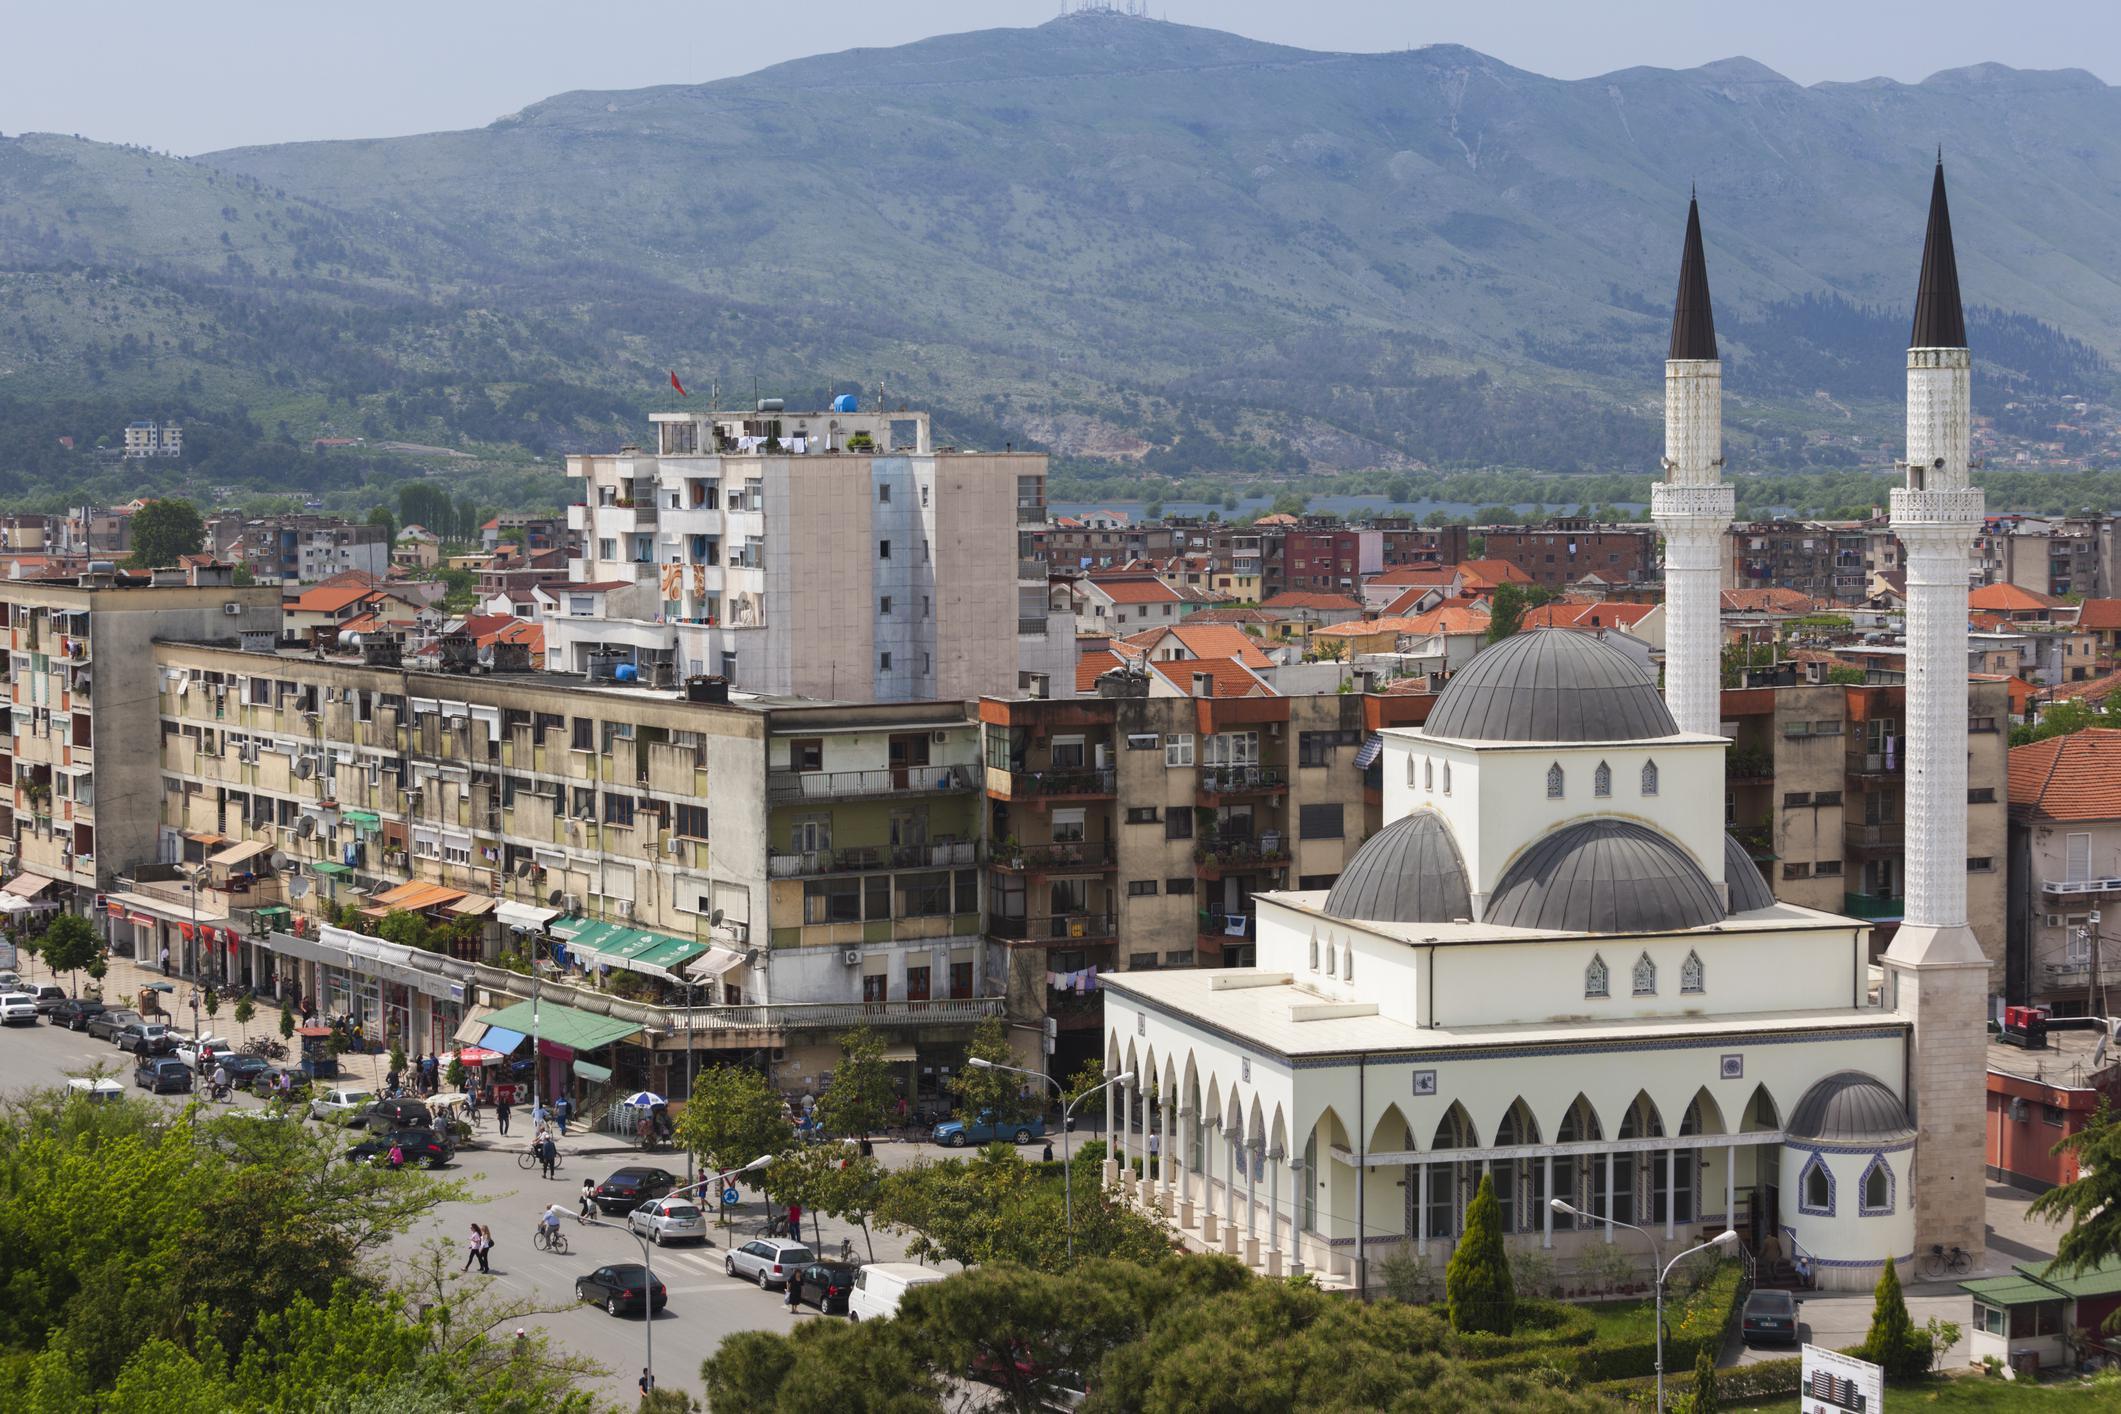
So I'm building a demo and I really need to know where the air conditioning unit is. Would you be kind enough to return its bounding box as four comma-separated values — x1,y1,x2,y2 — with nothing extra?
616,900,634,920
562,893,581,913
842,949,861,965
2010,1097,2029,1122
2047,914,2063,928
665,837,682,855
652,1051,673,1067
223,602,243,617
932,730,947,744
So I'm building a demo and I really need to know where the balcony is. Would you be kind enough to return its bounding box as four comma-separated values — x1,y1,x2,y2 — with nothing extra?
1018,558,1048,581
1845,822,1904,850
987,912,1118,944
1196,765,1289,797
1728,824,1774,859
1847,751,1903,779
985,766,1117,801
2041,876,2121,897
1199,911,1256,944
1017,616,1051,636
1724,748,1774,783
992,839,1116,873
1047,987,1103,1031
667,996,1004,1034
1016,506,1047,524
766,840,980,879
766,764,979,802
1843,892,1905,921
1195,835,1290,876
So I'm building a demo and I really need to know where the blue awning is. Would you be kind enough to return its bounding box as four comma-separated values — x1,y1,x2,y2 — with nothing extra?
480,1026,528,1055
1353,733,1383,769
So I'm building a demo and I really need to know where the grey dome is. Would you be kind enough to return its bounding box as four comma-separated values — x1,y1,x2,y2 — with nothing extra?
1485,818,1722,934
1723,833,1777,914
1788,1072,1914,1143
1323,811,1472,924
1425,630,1678,743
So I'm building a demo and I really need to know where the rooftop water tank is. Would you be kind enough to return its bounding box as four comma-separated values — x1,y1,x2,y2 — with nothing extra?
755,398,784,413
831,393,858,413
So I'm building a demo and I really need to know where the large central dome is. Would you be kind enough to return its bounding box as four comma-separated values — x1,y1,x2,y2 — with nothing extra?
1424,629,1678,743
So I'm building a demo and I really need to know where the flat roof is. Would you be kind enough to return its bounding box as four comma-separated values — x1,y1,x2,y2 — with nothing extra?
1986,1024,2119,1090
1261,889,1858,948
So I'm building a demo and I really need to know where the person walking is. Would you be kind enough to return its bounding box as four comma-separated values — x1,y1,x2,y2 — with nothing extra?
494,1098,511,1135
784,1273,801,1314
538,1132,558,1180
463,1223,484,1272
578,1178,597,1218
639,1369,655,1397
159,945,170,975
554,1093,572,1136
476,1224,493,1274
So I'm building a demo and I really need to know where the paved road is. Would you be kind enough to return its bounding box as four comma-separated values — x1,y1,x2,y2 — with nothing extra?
0,1008,969,1408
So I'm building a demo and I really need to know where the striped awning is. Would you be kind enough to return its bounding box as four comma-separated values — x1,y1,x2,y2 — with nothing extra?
551,916,707,981
1352,733,1383,769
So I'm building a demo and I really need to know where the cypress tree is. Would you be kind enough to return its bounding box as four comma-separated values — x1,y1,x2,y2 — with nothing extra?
1692,1345,1718,1412
1445,1172,1516,1334
1860,1256,1919,1377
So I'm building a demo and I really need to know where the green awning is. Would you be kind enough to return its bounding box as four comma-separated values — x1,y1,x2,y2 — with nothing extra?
572,1059,613,1082
472,999,641,1053
255,905,292,923
345,810,382,833
1961,1275,2063,1306
310,862,352,878
553,916,706,980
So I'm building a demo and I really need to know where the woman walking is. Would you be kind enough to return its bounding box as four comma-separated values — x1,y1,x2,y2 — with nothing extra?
476,1224,493,1274
463,1223,484,1272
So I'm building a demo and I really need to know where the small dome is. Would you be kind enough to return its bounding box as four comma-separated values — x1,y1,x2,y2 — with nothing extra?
1424,630,1678,743
1323,811,1472,924
1723,833,1777,914
1787,1072,1913,1143
1485,818,1722,934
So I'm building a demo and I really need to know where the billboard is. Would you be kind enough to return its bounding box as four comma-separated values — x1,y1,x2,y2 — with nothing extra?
1801,1345,1883,1413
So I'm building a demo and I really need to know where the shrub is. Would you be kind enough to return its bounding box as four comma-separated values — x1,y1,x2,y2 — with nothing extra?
1447,1173,1516,1334
1378,1245,1437,1305
1859,1258,1933,1380
1690,1345,1717,1412
1509,1238,1559,1298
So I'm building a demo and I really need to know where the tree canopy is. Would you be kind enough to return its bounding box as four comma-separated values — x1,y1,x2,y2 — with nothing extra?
127,498,206,569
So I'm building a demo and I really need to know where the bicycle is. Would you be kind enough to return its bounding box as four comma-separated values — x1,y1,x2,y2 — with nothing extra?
1917,1244,1972,1280
533,1225,570,1255
516,1147,563,1172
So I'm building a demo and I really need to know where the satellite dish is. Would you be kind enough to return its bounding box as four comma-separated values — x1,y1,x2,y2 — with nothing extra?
513,860,534,879
269,850,288,871
546,888,564,908
710,909,724,928
289,877,310,899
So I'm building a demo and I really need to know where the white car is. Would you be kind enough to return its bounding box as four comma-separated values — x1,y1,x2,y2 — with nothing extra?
0,992,37,1026
846,1262,947,1323
724,1238,813,1290
308,1087,375,1124
628,1197,709,1246
175,1035,233,1070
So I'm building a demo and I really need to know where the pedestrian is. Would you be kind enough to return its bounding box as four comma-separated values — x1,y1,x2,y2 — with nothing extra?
387,1142,405,1170
639,1369,654,1396
159,945,170,975
554,1094,571,1136
539,1133,558,1180
579,1178,596,1218
476,1224,493,1274
495,1097,511,1135
463,1223,483,1272
1042,1140,1055,1163
466,1085,481,1121
784,1274,801,1314
787,1201,803,1243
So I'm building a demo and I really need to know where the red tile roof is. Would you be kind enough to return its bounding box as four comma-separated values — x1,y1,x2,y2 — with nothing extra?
2011,728,2121,820
1721,587,1816,614
2076,599,2121,631
1076,649,1123,694
290,583,380,614
2050,668,2121,705
1259,591,1364,612
1366,565,1460,587
1083,574,1182,606
1969,583,2065,612
1122,624,1275,669
1148,657,1273,698
1455,559,1534,590
1181,607,1278,626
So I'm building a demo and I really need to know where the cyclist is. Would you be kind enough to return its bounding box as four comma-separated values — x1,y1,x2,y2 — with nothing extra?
537,1203,566,1249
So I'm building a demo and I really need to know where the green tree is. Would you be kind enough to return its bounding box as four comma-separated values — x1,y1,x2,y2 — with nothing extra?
444,1055,465,1092
388,1042,407,1083
279,1004,296,1043
203,986,220,1022
1690,1344,1717,1412
128,498,206,569
1826,664,1868,685
673,1064,787,1176
949,1014,1023,1122
365,505,397,547
1857,1256,1930,1379
230,562,255,586
1062,1057,1109,1119
875,1146,1169,1273
1445,1172,1515,1335
895,1262,1153,1413
703,1319,940,1414
2032,1102,2121,1288
40,913,99,994
766,1143,886,1261
815,1025,895,1141
1484,581,1555,644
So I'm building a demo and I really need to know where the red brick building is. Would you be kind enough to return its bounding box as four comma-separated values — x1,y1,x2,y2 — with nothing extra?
1482,519,1656,590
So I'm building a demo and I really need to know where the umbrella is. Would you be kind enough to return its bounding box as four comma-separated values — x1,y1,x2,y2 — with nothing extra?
622,1091,666,1108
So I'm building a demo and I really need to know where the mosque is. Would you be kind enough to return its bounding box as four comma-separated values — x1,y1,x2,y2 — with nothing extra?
1098,164,1990,1292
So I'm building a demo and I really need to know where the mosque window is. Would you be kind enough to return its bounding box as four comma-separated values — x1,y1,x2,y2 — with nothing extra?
1324,941,1335,976
1424,757,1433,790
1594,761,1612,798
1343,945,1354,982
1641,760,1659,796
1680,950,1704,994
1632,952,1657,996
1441,761,1451,795
1309,933,1319,971
1799,1154,1835,1215
1407,755,1418,786
1859,1155,1894,1215
1584,954,1609,998
1546,763,1565,798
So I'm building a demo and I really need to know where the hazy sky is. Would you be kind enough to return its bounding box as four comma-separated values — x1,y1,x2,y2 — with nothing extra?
6,0,2116,154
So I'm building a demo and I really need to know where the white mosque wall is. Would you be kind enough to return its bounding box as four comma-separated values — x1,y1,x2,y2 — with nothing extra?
1380,732,1728,899
1779,1139,1918,1292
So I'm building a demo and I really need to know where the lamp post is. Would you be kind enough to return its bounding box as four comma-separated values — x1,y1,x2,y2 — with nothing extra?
1550,1199,1736,1412
967,1056,1132,1261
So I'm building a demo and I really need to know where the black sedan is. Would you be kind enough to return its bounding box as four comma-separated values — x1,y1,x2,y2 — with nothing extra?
346,1127,455,1169
85,1008,143,1043
356,1098,432,1131
575,1263,667,1318
115,1022,178,1055
792,1261,859,1314
1740,1289,1801,1346
134,1057,193,1094
49,998,107,1031
208,1054,273,1086
590,1166,681,1215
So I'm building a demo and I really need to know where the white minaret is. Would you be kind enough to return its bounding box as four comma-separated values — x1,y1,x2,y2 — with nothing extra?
1883,159,1988,1264
1651,194,1733,738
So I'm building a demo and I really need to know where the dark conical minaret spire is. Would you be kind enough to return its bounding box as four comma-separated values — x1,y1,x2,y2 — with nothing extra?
1910,158,1967,349
1667,192,1718,361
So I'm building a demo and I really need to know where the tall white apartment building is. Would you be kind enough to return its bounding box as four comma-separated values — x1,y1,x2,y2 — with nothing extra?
549,402,1065,702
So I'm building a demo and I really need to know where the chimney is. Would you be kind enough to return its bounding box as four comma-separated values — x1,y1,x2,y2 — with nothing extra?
1192,670,1215,698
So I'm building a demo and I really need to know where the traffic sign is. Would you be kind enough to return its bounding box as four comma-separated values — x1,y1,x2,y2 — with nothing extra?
721,1187,740,1207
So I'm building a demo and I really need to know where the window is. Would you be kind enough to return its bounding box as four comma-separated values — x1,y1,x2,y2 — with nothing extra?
1164,811,1193,841
1128,880,1158,897
1585,954,1609,998
803,878,861,924
1815,790,1843,806
1125,733,1159,751
1164,735,1194,767
1050,735,1086,769
903,964,927,1000
1632,952,1657,996
1970,716,1999,733
2044,1104,2066,1128
879,652,892,672
1815,860,1844,877
1680,950,1704,994
1204,731,1258,767
1640,760,1658,796
1967,787,1996,804
1594,760,1612,798
675,804,709,839
1546,763,1564,798
1423,757,1433,790
897,872,952,917
1125,806,1159,824
603,794,636,827
1859,1156,1894,1215
1783,862,1812,880
879,596,893,616
1968,856,1995,873
571,717,594,752
1298,804,1344,839
1050,808,1086,844
1783,791,1812,808
878,484,891,504
1166,877,1195,896
878,540,891,559
791,739,824,773
1442,761,1451,794
1799,1154,1834,1215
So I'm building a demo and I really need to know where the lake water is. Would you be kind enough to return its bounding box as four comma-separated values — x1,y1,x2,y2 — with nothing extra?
1049,495,1641,520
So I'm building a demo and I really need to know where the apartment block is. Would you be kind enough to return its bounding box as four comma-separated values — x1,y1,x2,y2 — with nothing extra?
122,420,183,459
549,404,1054,703
1729,520,1871,603
1482,519,1656,590
2008,729,2121,1016
208,513,391,584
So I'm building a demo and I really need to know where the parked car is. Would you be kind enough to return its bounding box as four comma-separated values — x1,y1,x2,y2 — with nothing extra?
346,1127,454,1169
1740,1289,1801,1347
0,971,20,991
174,1035,233,1070
134,1057,194,1094
210,1054,272,1086
792,1260,860,1314
846,1262,947,1323
355,1098,432,1131
48,997,108,1031
592,1166,681,1216
725,1238,814,1290
0,992,38,1026
66,1077,125,1104
309,1087,375,1124
86,1008,143,1043
575,1263,667,1318
627,1197,708,1246
931,1109,1047,1147
115,1022,178,1055
27,984,69,1017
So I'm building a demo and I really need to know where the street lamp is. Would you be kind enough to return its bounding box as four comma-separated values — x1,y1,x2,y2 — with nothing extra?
968,1056,1134,1260
1550,1199,1736,1412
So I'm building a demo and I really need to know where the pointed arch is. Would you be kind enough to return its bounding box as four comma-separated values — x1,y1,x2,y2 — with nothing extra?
1594,760,1612,798
1859,1153,1895,1215
1682,1086,1728,1138
1680,949,1705,994
1494,1097,1541,1147
1640,759,1660,796
1269,1105,1289,1162
1585,952,1610,998
1798,1152,1835,1215
1442,760,1452,795
1740,1083,1781,1133
1248,1095,1267,1158
1554,1092,1603,1144
1424,756,1433,790
1367,1102,1413,1158
1546,762,1565,798
1632,950,1658,996
1430,1100,1478,1151
1617,1090,1665,1141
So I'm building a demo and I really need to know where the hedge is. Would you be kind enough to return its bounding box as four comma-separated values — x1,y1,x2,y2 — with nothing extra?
1588,1346,1860,1406
1446,1298,1598,1358
1459,1262,1748,1386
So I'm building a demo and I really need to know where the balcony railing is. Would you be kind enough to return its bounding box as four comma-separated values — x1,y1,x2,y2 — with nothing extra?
1848,751,1902,777
987,912,1118,943
1845,822,1904,848
1843,892,1905,921
766,839,980,878
1016,506,1047,524
988,767,1116,799
1197,765,1288,795
1199,911,1256,940
1195,836,1290,872
766,764,978,802
993,839,1116,871
1017,616,1050,635
1018,559,1048,581
2042,877,2121,896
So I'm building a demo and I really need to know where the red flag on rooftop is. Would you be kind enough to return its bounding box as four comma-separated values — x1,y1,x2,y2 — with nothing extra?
669,370,688,398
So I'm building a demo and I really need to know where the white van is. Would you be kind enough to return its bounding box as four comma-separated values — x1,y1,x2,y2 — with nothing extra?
845,1262,947,1323
66,1077,124,1104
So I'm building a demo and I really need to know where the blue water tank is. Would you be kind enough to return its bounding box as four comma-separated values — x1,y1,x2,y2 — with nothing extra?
613,663,638,682
831,393,858,413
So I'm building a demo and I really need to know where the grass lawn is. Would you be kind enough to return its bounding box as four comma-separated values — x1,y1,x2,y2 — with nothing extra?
1581,1298,1661,1343
1729,1373,2119,1409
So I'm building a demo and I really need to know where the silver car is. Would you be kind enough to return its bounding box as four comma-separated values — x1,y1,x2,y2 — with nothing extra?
725,1238,813,1289
628,1196,709,1246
